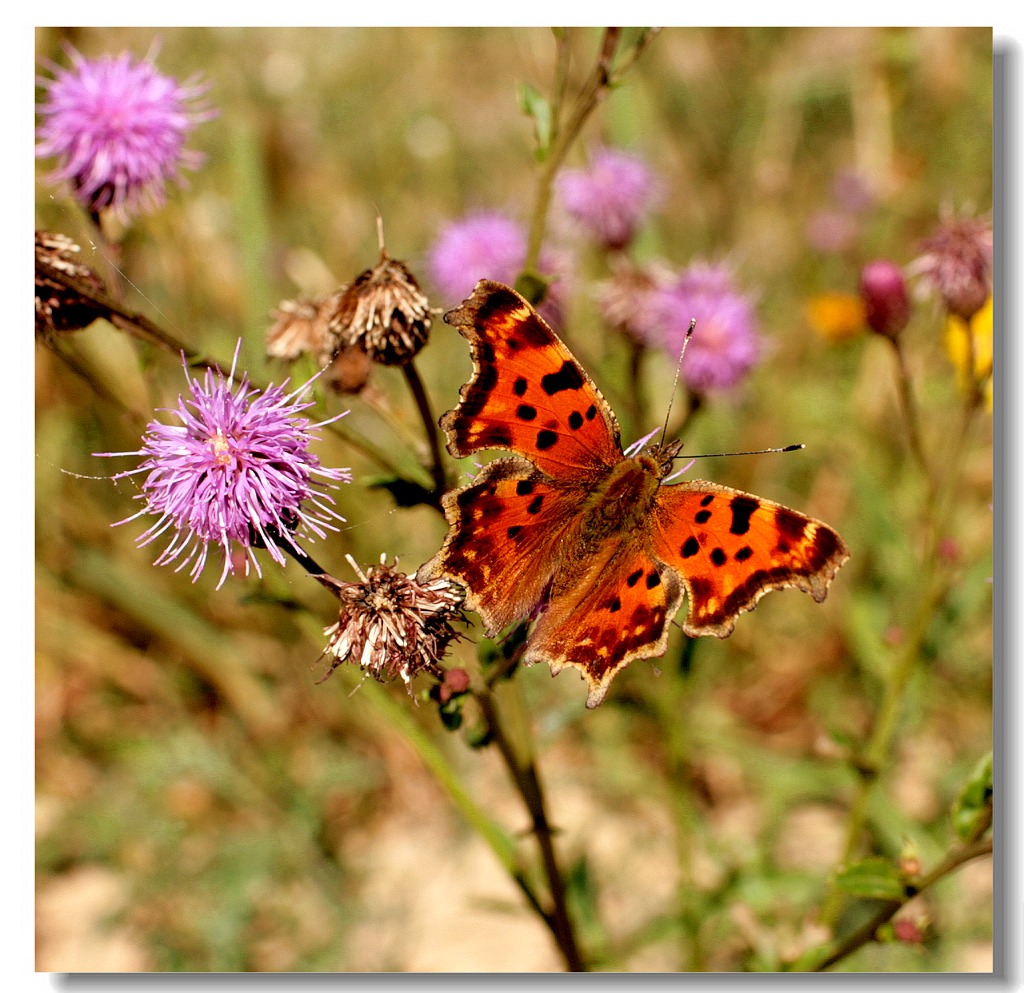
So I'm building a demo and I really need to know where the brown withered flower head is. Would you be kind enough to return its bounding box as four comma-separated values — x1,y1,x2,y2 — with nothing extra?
324,250,432,366
910,209,993,322
35,230,107,340
266,296,336,365
319,554,466,689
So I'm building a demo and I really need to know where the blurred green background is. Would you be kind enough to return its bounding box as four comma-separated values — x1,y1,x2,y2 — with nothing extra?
35,26,992,972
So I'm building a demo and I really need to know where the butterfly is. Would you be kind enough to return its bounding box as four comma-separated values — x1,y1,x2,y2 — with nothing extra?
421,280,849,708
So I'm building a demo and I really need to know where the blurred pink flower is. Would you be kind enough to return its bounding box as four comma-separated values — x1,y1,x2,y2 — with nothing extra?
427,210,570,327
642,263,761,393
36,44,215,218
556,146,660,249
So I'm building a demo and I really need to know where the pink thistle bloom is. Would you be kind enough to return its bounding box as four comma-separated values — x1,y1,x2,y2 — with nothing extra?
556,146,660,250
910,210,993,322
426,210,570,328
643,263,761,393
36,44,216,218
97,347,350,588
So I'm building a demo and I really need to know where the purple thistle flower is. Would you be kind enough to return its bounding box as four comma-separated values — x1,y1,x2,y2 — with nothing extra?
97,348,351,588
428,211,526,301
427,210,570,327
643,263,761,393
556,146,660,250
36,44,215,219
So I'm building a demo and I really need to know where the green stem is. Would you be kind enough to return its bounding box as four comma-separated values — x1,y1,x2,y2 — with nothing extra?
626,334,649,436
889,338,933,492
657,636,704,971
474,685,586,971
523,28,644,280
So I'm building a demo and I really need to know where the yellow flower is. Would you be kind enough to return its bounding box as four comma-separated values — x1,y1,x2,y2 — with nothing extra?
805,292,866,342
944,295,992,411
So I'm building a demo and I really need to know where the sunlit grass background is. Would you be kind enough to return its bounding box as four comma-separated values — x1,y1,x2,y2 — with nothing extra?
35,26,992,972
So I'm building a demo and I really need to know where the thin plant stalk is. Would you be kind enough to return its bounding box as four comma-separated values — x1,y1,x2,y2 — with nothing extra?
475,683,587,971
402,359,448,502
522,28,660,280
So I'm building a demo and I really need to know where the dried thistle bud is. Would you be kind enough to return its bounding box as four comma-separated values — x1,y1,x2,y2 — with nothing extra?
35,230,107,339
266,296,336,365
323,344,373,395
325,253,432,365
319,555,466,689
911,210,992,322
859,259,911,340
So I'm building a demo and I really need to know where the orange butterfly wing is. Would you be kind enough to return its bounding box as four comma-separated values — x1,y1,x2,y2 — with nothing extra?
429,457,586,636
652,481,849,638
440,280,623,474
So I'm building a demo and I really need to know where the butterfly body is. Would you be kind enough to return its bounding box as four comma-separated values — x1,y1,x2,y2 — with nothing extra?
422,280,848,708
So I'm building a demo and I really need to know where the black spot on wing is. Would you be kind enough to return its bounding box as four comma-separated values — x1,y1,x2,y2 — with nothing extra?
541,361,585,396
729,496,760,536
536,429,558,451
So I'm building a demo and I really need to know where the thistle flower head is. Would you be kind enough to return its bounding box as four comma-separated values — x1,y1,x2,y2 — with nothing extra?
325,253,432,366
644,262,761,393
427,210,569,328
35,44,216,219
910,210,993,322
35,230,107,340
428,211,526,301
319,555,467,688
859,259,911,340
556,146,660,250
97,347,350,588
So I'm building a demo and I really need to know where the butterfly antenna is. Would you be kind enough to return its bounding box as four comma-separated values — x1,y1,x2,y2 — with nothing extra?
659,318,696,446
682,443,806,459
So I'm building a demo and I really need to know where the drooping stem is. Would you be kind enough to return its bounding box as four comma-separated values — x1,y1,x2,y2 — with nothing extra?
38,257,416,479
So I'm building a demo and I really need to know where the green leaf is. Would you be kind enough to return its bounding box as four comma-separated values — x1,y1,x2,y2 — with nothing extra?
834,857,906,901
517,82,553,159
951,751,993,840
